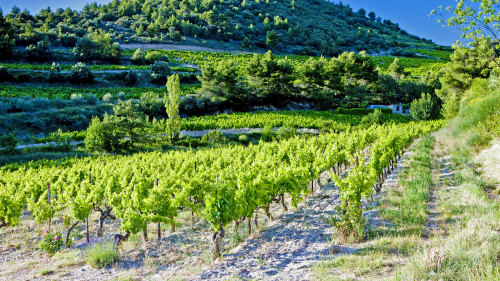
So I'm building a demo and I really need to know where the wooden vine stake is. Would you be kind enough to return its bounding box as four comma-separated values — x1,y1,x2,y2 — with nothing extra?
155,178,161,240
84,182,89,243
47,183,51,233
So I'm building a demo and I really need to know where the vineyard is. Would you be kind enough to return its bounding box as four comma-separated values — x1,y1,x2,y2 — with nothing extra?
0,120,443,258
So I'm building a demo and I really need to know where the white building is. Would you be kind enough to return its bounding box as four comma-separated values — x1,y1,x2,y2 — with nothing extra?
366,103,410,115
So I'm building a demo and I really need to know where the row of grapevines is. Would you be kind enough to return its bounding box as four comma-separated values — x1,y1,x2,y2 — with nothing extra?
182,110,412,130
0,63,199,72
0,121,442,255
0,85,201,99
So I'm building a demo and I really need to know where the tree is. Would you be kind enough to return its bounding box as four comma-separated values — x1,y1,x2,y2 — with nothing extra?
410,93,441,121
198,60,246,108
84,116,121,153
109,101,148,148
388,58,406,80
0,10,15,59
150,61,171,84
165,74,182,144
245,51,295,104
436,46,493,118
297,57,327,98
433,0,500,67
266,31,279,48
73,36,98,62
26,40,53,61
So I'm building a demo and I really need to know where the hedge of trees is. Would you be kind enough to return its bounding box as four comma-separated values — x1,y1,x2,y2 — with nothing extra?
197,51,438,110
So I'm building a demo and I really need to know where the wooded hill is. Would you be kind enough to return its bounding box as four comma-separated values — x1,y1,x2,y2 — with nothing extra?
1,0,445,56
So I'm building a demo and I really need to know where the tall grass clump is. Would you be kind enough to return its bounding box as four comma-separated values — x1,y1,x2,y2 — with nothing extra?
80,236,120,268
382,135,434,235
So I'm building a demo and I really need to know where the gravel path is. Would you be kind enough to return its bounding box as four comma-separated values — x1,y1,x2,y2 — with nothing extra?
180,127,320,138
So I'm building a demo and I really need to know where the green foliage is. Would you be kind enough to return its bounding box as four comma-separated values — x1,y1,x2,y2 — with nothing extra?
330,156,376,242
73,30,121,63
238,134,249,145
39,231,64,254
388,58,406,80
260,124,275,142
276,126,297,140
202,130,227,144
81,236,119,269
25,40,53,62
140,92,165,119
0,133,18,155
436,46,493,119
69,62,94,84
410,93,440,121
165,74,182,144
198,59,246,108
150,61,171,85
360,109,384,127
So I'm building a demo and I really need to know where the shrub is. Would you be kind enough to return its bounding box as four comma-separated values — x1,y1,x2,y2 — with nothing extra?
86,94,98,105
202,130,226,144
140,92,165,119
261,124,275,142
9,96,35,112
0,66,14,82
80,236,119,268
39,231,64,255
70,62,94,84
0,133,18,154
132,49,146,64
149,61,171,84
360,109,383,126
238,134,249,145
117,92,126,101
277,126,297,140
145,50,168,63
320,120,335,134
0,101,10,114
410,93,440,120
48,63,65,83
71,94,85,105
102,93,114,103
26,40,52,61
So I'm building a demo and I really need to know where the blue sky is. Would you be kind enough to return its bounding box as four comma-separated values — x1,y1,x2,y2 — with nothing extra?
0,0,462,46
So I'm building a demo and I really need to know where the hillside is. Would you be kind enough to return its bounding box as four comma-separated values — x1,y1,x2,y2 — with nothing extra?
1,0,445,56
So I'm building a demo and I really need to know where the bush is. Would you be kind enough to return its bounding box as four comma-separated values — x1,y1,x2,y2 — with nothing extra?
139,92,165,119
9,96,35,112
277,126,297,140
149,61,171,84
25,40,52,62
202,130,226,144
70,62,94,84
132,49,146,64
102,93,114,103
145,50,168,63
71,94,85,105
39,231,64,255
238,134,249,145
410,93,440,121
360,109,383,126
320,120,335,134
86,94,98,105
0,133,18,154
260,124,275,142
48,63,65,83
0,66,14,82
80,236,119,268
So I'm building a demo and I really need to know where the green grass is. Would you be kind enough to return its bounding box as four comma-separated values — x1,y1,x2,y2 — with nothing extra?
381,135,434,235
393,158,500,280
